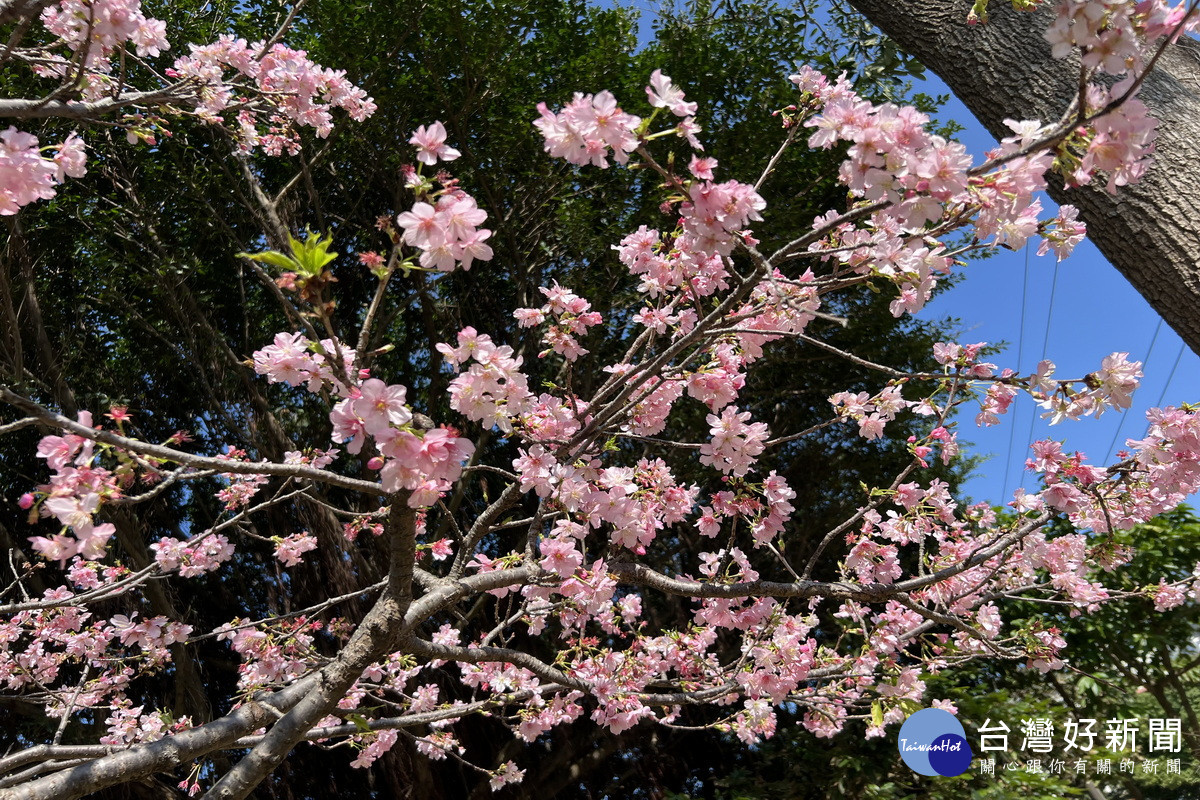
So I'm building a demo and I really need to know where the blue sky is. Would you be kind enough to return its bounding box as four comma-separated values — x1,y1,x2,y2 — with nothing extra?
917,85,1200,506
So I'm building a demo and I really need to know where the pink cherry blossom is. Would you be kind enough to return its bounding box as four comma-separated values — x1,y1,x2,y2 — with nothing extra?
645,70,698,117
274,532,318,567
409,121,461,165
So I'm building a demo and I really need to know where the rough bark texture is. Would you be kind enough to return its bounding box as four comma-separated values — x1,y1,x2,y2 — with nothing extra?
0,679,315,800
847,0,1200,356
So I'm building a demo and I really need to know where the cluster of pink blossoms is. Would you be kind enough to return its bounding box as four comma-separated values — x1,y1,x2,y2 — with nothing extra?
511,452,696,553
253,326,476,511
9,5,376,218
534,70,704,168
440,327,534,432
393,123,494,272
168,36,376,153
215,616,324,690
212,448,272,510
514,282,604,361
397,193,493,272
101,701,190,747
349,729,400,769
39,0,169,79
685,342,747,410
1146,568,1200,613
253,331,360,393
615,224,728,299
538,73,765,258
695,471,797,547
534,91,641,168
1036,204,1088,260
733,269,822,359
1043,0,1200,70
331,378,411,453
109,612,191,651
681,178,766,256
954,344,1144,429
150,535,235,577
1041,351,1143,421
0,128,87,215
26,411,121,562
1074,77,1159,192
375,426,475,503
23,410,256,579
698,406,769,477
1020,403,1200,534
793,50,1158,317
273,531,318,567
830,385,911,442
0,586,205,747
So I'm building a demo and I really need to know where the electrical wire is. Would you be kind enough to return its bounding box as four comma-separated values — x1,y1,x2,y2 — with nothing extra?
1016,256,1060,494
1001,245,1031,499
1153,340,1186,410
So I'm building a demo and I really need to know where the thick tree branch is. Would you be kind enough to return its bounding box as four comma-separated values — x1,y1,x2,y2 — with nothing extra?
0,88,184,120
0,677,318,800
203,497,417,799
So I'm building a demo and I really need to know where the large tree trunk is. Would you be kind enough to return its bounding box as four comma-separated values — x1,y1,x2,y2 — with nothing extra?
847,0,1200,356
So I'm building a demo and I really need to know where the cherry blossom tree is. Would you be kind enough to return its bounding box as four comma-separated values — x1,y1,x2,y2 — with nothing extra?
2,1,1200,798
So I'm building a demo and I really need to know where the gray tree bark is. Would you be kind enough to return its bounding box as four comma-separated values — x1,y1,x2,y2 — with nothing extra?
846,0,1200,356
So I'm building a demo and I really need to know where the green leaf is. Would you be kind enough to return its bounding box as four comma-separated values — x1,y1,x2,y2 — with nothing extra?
287,230,339,277
239,250,299,272
240,230,338,279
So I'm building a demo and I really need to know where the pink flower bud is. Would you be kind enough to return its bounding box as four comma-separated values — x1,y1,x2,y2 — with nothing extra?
367,457,384,470
18,492,34,509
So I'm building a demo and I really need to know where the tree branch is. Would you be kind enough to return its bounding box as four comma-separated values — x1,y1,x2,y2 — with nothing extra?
0,387,387,496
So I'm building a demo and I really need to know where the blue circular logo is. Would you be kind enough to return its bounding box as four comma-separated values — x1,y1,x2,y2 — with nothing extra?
897,708,973,776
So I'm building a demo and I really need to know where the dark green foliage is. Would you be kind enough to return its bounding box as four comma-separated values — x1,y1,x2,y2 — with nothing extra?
0,1,973,797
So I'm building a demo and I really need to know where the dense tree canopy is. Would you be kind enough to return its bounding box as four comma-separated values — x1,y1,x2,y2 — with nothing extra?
0,2,967,796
